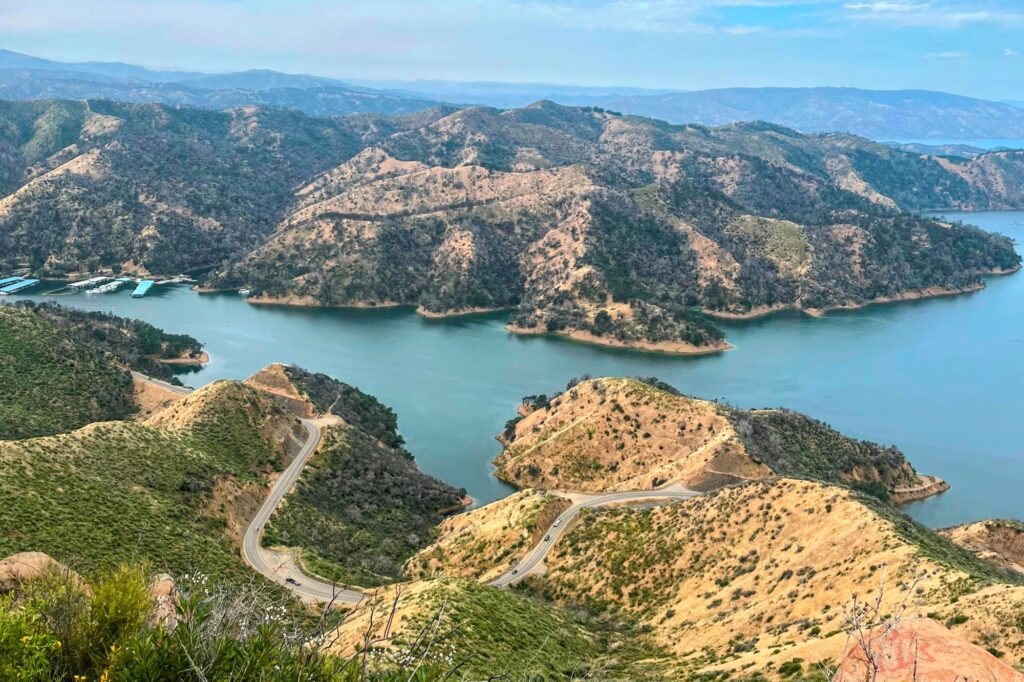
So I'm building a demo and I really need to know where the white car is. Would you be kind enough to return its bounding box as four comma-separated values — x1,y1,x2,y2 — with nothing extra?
552,519,561,527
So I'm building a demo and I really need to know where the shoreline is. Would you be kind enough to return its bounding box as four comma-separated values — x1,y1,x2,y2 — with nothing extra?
704,303,795,321
417,305,514,319
246,294,409,310
707,265,1022,322
892,475,950,505
505,323,734,356
157,350,210,367
802,282,988,317
203,263,1019,354
243,294,514,320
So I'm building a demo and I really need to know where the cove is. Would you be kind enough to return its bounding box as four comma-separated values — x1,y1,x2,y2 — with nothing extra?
18,210,1024,529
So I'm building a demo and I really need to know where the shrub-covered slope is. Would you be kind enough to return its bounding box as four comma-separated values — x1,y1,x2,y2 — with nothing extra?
496,377,923,496
405,489,570,582
0,303,202,439
529,478,1024,675
323,577,667,679
0,99,368,274
220,102,1021,351
282,364,406,449
0,381,298,580
0,304,135,439
258,366,464,588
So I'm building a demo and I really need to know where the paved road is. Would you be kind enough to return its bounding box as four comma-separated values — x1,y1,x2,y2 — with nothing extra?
133,372,362,604
241,418,364,605
132,372,699,603
488,487,699,588
131,371,193,396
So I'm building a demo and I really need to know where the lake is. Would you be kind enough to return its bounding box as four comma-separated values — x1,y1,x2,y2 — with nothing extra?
14,210,1024,529
892,138,1024,150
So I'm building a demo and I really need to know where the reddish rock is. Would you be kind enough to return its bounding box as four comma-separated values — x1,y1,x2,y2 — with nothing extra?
838,618,1022,681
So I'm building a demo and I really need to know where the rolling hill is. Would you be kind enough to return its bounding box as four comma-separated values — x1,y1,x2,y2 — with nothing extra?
594,87,1024,140
216,101,1021,352
494,377,934,499
0,93,1020,353
5,51,1024,141
0,302,202,439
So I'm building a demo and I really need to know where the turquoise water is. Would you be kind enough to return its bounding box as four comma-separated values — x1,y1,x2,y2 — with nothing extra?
893,138,1024,149
13,211,1024,528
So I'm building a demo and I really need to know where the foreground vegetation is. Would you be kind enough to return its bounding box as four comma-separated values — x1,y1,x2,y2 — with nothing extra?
0,562,450,681
326,577,672,680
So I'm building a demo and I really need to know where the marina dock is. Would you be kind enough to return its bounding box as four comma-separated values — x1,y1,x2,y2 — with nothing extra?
87,277,134,295
0,278,40,295
68,276,111,290
131,280,155,298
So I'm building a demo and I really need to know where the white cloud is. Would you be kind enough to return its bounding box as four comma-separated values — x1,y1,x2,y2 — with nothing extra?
842,0,1024,28
924,50,969,58
1005,48,1020,57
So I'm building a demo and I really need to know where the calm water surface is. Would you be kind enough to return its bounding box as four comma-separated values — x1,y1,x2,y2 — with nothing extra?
16,211,1024,528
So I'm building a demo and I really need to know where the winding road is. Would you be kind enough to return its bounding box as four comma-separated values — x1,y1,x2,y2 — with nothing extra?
488,486,699,588
134,372,700,604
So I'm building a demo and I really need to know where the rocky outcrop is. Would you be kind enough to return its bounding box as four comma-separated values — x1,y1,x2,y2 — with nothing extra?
0,552,85,594
838,618,1024,682
942,520,1024,575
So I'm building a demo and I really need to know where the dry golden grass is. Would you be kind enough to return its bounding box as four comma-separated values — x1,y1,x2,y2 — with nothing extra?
405,489,570,582
495,378,770,492
533,478,1024,675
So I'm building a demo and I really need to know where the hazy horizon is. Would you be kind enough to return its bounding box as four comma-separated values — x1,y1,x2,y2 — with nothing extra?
1,1,1022,101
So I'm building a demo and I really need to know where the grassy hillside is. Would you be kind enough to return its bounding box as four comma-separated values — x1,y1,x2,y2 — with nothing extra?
406,489,570,582
496,377,922,496
0,381,297,581
0,302,204,440
941,519,1024,575
218,101,1021,351
527,478,1024,675
0,305,135,439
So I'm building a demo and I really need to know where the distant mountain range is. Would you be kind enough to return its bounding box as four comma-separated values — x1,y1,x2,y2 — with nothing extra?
0,49,442,116
2,49,1024,140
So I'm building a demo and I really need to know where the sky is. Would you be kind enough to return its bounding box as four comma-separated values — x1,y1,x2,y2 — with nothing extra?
0,0,1022,100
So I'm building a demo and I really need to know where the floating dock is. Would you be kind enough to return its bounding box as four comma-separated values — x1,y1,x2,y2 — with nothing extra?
0,278,40,295
130,280,155,298
87,278,132,294
68,276,111,290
